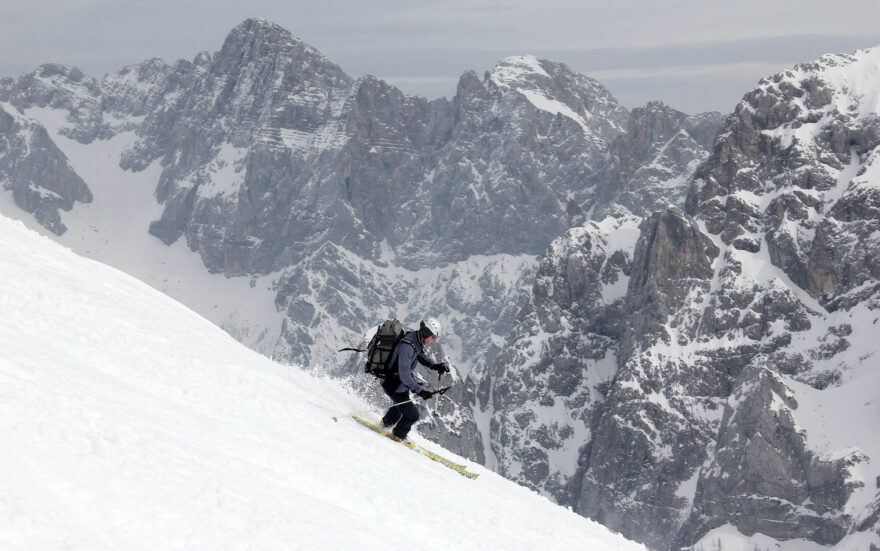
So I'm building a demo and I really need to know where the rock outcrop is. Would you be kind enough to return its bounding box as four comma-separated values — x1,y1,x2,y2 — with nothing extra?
489,46,880,550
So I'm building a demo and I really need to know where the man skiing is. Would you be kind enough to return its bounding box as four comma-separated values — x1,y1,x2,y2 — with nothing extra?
379,317,449,444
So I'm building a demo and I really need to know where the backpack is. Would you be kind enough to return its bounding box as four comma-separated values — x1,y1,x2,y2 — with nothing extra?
340,319,408,378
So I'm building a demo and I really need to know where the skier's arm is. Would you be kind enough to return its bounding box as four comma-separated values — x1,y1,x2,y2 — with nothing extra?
396,344,424,394
417,351,448,373
416,352,435,368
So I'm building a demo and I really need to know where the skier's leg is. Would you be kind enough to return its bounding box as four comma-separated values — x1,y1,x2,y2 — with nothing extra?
382,406,402,427
380,387,407,427
391,401,420,439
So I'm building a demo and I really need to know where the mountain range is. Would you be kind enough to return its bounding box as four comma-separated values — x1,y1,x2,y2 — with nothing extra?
1,18,878,550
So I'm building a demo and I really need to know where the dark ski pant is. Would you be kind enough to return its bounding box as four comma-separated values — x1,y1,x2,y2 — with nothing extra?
380,386,419,439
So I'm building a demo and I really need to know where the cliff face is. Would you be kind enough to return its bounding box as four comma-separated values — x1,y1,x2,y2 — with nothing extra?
0,99,92,233
594,102,723,219
686,49,880,311
487,215,641,501
489,47,880,550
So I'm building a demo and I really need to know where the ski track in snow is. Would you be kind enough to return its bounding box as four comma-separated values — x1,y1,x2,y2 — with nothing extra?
0,214,647,551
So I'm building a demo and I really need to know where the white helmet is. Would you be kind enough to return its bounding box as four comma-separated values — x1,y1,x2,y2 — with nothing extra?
420,317,442,338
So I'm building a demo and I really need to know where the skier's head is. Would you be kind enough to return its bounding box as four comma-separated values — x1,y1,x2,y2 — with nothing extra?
419,317,442,343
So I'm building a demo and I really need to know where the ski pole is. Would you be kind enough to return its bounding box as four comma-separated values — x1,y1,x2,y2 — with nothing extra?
334,397,419,421
333,388,450,421
383,388,449,410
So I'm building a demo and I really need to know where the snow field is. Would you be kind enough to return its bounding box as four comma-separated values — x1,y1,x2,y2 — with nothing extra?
0,214,646,550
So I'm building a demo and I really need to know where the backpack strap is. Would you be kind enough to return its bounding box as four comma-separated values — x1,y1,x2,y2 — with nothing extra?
398,337,417,349
387,337,417,376
390,338,416,362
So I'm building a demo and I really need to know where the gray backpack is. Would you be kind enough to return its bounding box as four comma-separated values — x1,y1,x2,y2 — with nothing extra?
340,319,408,378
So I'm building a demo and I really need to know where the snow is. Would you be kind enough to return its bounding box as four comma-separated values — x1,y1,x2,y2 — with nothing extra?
853,144,880,191
761,46,880,174
783,301,880,520
489,55,551,88
675,467,702,517
833,528,880,551
593,216,641,302
0,106,285,358
813,48,880,120
487,55,596,136
517,89,591,133
0,213,647,551
687,524,830,551
197,142,248,199
274,121,348,152
823,148,862,209
593,216,642,253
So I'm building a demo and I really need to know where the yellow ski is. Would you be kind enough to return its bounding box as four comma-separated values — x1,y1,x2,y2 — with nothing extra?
350,414,480,480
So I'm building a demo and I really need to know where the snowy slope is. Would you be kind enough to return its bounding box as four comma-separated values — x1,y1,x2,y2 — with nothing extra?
0,103,286,358
0,213,647,551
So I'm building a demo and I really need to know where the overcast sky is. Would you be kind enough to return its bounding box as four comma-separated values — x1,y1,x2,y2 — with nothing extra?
2,0,879,114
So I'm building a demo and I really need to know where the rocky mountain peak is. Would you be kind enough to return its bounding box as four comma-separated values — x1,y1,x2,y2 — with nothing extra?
100,58,171,118
484,55,627,135
8,63,106,143
0,103,92,234
216,18,348,81
221,18,306,55
488,55,553,89
687,43,880,307
14,63,100,106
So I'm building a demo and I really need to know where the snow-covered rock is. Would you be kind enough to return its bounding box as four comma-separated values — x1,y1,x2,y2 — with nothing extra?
488,214,641,499
488,45,880,551
0,100,92,233
593,101,723,218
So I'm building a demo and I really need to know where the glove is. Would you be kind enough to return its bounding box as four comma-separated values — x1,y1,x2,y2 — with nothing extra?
431,362,450,374
417,389,435,400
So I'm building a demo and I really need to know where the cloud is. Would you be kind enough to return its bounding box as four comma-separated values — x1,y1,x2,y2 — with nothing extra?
0,0,110,18
587,62,792,81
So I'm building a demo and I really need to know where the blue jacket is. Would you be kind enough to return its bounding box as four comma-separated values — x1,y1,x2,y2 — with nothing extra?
382,330,438,394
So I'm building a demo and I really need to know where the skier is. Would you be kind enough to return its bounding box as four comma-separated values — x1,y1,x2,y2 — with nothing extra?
379,317,449,444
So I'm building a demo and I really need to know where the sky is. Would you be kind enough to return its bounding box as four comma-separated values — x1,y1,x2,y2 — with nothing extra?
1,0,879,114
